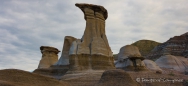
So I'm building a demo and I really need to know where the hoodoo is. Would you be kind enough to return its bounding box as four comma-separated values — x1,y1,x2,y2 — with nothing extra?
38,46,60,69
68,3,115,71
115,45,147,71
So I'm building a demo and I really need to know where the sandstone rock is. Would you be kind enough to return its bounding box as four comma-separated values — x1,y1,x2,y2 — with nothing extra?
115,45,147,71
118,45,142,60
155,55,188,72
69,39,81,55
38,46,60,69
55,36,76,65
96,69,139,86
143,59,162,72
68,3,115,71
69,54,114,71
74,3,112,56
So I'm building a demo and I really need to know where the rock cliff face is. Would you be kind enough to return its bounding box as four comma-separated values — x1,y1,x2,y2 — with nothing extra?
115,45,147,71
131,40,161,56
38,46,60,69
68,3,114,71
146,32,188,60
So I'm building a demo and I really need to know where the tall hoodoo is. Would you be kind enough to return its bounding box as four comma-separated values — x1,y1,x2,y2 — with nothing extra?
68,3,114,71
74,3,112,56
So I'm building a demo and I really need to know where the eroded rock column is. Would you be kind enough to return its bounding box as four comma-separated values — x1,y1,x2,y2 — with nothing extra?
68,3,115,71
38,46,60,69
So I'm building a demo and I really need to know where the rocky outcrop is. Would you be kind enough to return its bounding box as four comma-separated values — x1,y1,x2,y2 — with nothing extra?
115,45,147,71
146,32,188,60
96,69,139,86
68,3,115,71
34,46,70,76
38,46,60,69
155,55,188,73
143,59,162,72
55,36,76,65
131,40,161,56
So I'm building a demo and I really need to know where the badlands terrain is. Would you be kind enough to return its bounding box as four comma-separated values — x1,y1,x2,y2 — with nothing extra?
0,3,188,86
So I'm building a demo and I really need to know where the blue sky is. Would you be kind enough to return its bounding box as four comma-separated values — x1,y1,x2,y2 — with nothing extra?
0,0,188,71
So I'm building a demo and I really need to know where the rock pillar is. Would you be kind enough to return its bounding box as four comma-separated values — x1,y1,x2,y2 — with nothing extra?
68,3,115,71
38,46,60,69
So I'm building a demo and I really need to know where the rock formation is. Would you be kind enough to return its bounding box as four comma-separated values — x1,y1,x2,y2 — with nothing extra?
115,45,147,71
38,46,60,69
155,55,188,73
68,3,115,71
146,32,188,60
96,69,139,86
131,39,161,56
35,46,68,76
55,36,76,65
143,59,162,72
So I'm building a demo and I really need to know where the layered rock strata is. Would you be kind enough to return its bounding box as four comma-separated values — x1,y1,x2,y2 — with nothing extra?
115,45,147,71
143,59,162,72
155,55,188,73
68,3,115,71
38,46,60,69
35,45,69,76
146,32,188,60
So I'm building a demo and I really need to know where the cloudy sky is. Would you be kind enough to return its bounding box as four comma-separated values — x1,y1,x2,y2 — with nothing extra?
0,0,188,71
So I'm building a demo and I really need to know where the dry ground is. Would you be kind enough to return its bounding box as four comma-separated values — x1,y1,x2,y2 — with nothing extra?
0,68,187,86
60,69,188,86
0,69,70,86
